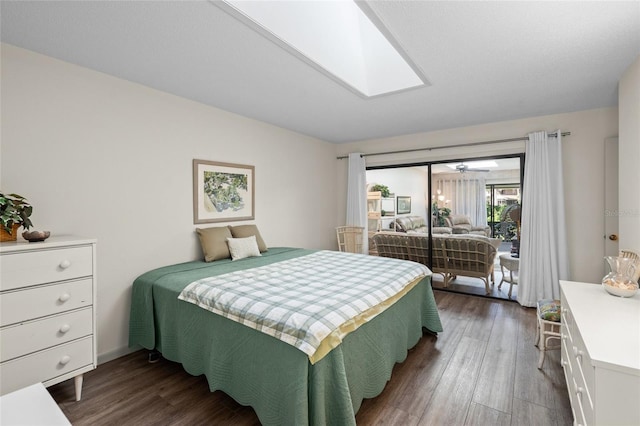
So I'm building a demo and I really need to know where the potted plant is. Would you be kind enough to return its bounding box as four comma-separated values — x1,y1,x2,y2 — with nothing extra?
370,184,390,198
432,202,451,227
0,192,33,242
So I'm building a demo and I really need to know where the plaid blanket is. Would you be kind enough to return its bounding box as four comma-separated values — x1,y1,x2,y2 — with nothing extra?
178,250,430,361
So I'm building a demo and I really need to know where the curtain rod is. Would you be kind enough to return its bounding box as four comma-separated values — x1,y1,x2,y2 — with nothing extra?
336,131,571,160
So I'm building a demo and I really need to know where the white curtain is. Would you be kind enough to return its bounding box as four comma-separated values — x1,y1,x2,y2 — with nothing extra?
518,130,570,307
346,153,368,254
436,175,487,227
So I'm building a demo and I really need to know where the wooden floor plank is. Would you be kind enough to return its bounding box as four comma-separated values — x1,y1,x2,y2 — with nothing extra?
511,397,558,426
464,402,511,426
417,335,487,426
47,290,572,425
513,311,560,411
470,302,521,413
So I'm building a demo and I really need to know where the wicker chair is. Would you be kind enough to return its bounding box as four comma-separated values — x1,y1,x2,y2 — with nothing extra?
372,232,409,260
336,226,364,254
372,233,497,292
373,232,447,281
440,236,497,293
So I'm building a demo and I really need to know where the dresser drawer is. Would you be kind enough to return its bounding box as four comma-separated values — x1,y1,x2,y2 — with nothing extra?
0,279,92,326
0,245,93,291
570,375,589,426
0,337,93,396
568,323,595,405
1,308,93,362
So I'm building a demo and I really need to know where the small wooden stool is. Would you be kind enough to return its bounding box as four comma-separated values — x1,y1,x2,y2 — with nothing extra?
535,299,562,369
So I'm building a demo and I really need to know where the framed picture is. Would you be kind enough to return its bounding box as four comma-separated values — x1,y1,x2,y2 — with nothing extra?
193,159,255,224
397,196,411,215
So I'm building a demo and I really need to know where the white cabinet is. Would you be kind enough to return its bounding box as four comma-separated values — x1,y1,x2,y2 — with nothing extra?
560,280,640,426
0,236,97,401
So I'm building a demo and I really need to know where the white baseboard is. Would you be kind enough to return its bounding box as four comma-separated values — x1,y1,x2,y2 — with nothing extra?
97,346,137,365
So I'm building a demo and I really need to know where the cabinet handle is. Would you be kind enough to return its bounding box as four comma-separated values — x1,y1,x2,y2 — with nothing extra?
576,386,585,398
561,361,568,368
562,334,567,340
59,293,71,303
562,308,567,314
59,260,71,269
576,349,584,361
59,355,71,365
59,324,71,333
572,346,578,356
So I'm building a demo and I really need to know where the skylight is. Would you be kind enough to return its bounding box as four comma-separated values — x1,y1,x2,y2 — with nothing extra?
219,0,428,98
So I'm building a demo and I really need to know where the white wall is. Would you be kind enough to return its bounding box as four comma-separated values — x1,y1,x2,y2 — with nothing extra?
367,167,429,226
1,44,339,362
618,55,640,251
337,108,619,284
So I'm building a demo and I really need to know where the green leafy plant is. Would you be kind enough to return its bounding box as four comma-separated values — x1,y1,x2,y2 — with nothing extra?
0,192,33,235
370,184,390,198
432,202,451,226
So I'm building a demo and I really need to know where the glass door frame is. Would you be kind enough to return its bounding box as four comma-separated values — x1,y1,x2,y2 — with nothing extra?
366,153,525,271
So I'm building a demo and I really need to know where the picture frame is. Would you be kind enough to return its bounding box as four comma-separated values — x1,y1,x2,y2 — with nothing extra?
193,159,255,224
397,196,411,215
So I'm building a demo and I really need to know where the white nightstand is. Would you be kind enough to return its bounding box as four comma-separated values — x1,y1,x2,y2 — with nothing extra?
0,382,71,425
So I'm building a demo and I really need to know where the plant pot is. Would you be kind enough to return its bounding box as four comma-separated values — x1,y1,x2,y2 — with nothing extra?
0,224,20,242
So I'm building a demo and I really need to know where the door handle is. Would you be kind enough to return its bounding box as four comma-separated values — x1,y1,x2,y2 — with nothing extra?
609,234,618,241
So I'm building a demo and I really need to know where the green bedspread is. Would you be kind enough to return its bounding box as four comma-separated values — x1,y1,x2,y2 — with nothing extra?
129,248,443,426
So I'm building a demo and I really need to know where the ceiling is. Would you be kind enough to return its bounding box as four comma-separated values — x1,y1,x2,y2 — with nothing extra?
430,158,520,175
1,1,639,144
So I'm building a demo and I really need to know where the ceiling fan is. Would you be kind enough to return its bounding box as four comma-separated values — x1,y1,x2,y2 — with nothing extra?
455,163,490,173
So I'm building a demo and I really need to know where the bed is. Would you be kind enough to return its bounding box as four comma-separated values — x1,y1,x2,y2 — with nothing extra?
129,247,442,425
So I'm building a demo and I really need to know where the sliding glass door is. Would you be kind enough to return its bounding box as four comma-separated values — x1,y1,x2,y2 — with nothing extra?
366,154,523,300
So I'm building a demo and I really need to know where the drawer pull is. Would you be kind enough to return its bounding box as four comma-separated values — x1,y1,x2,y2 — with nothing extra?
576,386,585,398
59,293,71,303
59,324,71,333
59,355,71,365
59,260,72,269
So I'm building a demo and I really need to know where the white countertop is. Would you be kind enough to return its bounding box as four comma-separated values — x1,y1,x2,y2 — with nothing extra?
560,280,640,375
0,235,96,253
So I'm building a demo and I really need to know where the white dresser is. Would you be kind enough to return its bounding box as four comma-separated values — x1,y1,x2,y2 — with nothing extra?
0,236,97,401
560,280,640,426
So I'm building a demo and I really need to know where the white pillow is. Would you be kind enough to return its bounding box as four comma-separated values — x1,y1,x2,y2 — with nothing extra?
227,236,262,261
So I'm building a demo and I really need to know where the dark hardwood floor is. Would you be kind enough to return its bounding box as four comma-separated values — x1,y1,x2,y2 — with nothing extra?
49,290,572,425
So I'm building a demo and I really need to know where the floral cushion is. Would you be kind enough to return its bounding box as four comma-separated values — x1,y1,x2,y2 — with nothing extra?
537,299,561,322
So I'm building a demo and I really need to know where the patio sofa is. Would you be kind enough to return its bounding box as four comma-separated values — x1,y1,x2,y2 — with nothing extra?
372,232,498,294
444,214,491,237
393,215,452,235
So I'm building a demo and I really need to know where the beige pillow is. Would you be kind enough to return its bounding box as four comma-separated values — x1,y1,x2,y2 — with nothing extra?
196,226,233,262
228,224,268,252
227,236,262,261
